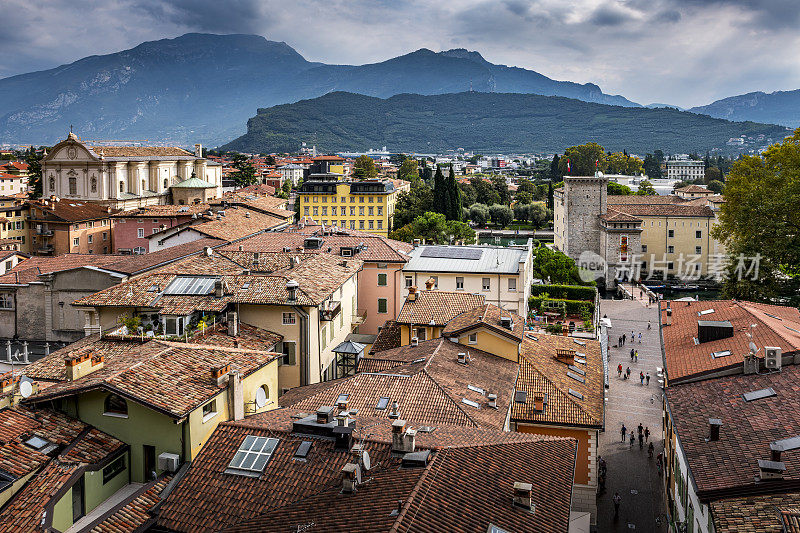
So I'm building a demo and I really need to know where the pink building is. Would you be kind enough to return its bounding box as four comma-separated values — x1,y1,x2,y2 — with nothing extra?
112,205,207,254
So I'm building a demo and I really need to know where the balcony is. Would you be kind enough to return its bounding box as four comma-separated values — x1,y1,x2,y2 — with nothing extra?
351,308,367,326
36,229,53,237
38,245,54,255
319,300,341,322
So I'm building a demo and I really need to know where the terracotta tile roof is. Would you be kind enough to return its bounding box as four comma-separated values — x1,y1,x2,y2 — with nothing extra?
711,492,800,533
661,300,800,384
369,320,402,354
0,254,125,284
28,199,118,222
600,208,643,223
607,194,687,205
102,238,225,275
220,229,412,263
215,193,292,218
156,410,575,533
312,155,345,161
162,207,288,241
676,184,713,193
112,204,210,218
511,335,604,428
666,364,800,500
608,203,714,217
25,339,279,419
89,145,193,158
229,183,276,196
283,338,519,431
0,161,28,171
397,290,485,327
442,304,525,341
88,474,173,533
187,322,282,352
0,406,124,532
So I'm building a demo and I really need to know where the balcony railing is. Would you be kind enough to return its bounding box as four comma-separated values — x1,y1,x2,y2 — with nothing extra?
351,308,367,326
38,245,54,254
36,229,53,236
319,300,341,322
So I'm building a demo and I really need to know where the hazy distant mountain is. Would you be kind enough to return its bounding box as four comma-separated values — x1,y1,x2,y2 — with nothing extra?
222,91,787,154
689,90,800,128
0,33,639,146
646,103,684,110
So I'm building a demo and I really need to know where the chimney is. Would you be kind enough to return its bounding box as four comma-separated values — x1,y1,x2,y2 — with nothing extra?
337,396,349,413
425,277,435,291
227,369,244,421
771,442,783,462
411,336,419,347
286,279,299,302
214,279,224,298
758,459,786,481
388,401,400,419
412,239,421,248
227,311,238,337
488,393,498,409
407,286,417,302
458,352,467,365
392,419,416,453
533,392,545,412
65,352,104,381
342,463,360,493
194,143,202,158
513,482,535,512
211,364,231,387
0,373,19,394
555,348,575,365
665,303,672,326
316,406,336,424
708,418,722,442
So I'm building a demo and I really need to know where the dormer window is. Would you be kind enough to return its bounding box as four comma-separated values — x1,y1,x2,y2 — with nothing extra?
104,394,128,417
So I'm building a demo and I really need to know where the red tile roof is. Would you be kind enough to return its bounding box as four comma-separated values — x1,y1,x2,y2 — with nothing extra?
661,300,800,384
397,290,486,327
711,492,800,533
442,304,525,342
88,474,174,533
370,320,402,354
28,199,118,222
666,363,800,500
676,184,713,194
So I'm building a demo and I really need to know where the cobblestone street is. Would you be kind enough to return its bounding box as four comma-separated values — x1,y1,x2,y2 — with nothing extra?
597,297,668,532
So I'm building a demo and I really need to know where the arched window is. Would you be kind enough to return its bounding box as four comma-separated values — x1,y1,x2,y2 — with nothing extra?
104,394,128,416
261,384,270,400
49,176,55,191
68,177,77,195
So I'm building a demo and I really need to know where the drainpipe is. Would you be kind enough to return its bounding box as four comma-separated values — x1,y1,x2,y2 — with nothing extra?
497,274,502,308
292,306,310,385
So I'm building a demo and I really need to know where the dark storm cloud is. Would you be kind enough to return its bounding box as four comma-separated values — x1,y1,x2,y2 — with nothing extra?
0,0,798,109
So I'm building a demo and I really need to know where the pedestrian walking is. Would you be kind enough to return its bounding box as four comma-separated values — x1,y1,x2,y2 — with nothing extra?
646,372,651,386
638,433,644,449
634,350,638,362
630,348,635,362
638,332,642,343
626,366,631,379
648,320,652,330
621,424,627,442
622,333,626,345
637,423,643,436
640,371,645,385
617,363,623,377
645,427,650,443
613,492,621,520
648,441,654,457
629,432,635,448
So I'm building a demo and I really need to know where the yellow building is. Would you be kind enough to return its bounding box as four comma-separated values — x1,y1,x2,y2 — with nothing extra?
298,176,409,237
0,196,30,252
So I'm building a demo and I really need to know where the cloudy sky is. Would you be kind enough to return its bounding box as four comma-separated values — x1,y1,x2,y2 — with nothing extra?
2,0,798,108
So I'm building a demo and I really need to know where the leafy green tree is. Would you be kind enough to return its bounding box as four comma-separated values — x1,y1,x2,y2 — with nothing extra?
513,203,530,224
393,180,434,227
397,158,419,182
517,178,536,196
608,182,633,195
713,128,800,305
515,191,534,205
446,220,476,244
642,153,661,178
531,246,592,285
445,164,462,220
636,180,657,195
706,179,724,193
277,179,292,199
528,203,551,229
605,152,644,175
705,166,722,183
25,147,44,199
491,175,510,205
389,211,475,244
468,203,490,226
489,204,513,228
353,155,378,180
558,143,606,176
432,165,448,216
231,153,257,187
471,177,500,205
459,181,477,207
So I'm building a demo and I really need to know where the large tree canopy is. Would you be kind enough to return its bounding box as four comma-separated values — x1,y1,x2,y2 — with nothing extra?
353,155,378,180
558,142,606,176
713,128,800,305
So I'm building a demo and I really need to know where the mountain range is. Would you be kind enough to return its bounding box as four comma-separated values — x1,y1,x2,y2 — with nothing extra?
221,91,788,155
0,33,638,146
689,89,800,128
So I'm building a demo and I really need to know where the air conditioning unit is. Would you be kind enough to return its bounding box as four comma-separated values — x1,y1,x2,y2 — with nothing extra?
765,346,782,370
410,336,419,346
158,452,180,472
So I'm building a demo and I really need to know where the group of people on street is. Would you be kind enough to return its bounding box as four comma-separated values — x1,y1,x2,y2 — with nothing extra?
620,423,653,452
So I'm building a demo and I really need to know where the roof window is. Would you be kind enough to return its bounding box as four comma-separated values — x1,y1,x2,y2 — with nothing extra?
376,397,390,410
225,436,280,477
743,387,777,402
568,389,584,400
514,390,527,404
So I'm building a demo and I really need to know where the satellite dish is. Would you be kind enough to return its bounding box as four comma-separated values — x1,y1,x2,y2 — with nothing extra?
362,450,371,471
255,387,267,409
19,380,33,398
749,342,758,355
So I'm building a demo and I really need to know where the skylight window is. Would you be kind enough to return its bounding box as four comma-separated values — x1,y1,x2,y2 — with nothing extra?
573,339,586,347
712,350,732,359
294,441,312,459
376,397,390,410
462,398,480,409
0,470,14,491
568,365,586,376
468,384,485,395
743,387,777,402
163,276,219,295
241,282,251,290
226,436,279,476
514,390,527,404
698,308,715,316
336,394,349,404
24,436,50,450
567,371,585,383
568,389,584,400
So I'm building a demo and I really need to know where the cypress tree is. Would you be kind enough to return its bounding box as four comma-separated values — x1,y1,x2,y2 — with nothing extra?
446,164,461,220
433,165,447,216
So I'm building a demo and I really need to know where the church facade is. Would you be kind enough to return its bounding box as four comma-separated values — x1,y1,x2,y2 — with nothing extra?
42,132,223,210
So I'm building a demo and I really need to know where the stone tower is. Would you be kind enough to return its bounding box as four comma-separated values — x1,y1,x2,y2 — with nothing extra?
558,174,608,260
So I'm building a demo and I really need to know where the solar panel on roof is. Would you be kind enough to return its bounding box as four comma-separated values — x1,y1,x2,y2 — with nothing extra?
743,387,776,402
163,276,218,295
420,247,483,260
226,436,279,475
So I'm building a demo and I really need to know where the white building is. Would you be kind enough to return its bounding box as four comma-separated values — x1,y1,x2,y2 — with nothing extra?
666,159,705,182
42,132,223,210
401,241,534,316
277,164,304,186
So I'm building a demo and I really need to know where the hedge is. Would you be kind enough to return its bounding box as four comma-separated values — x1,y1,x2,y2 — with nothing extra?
529,296,595,319
529,284,596,302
